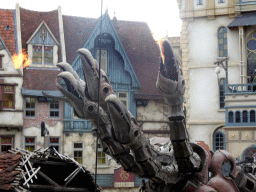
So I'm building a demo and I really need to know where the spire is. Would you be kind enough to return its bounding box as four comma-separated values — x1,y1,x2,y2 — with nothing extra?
113,8,117,23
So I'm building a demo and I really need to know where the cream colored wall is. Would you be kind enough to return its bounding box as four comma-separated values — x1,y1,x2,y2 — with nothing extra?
0,47,23,145
0,129,22,149
137,100,169,131
4,77,23,110
180,8,242,149
23,121,63,151
62,132,120,174
0,49,20,74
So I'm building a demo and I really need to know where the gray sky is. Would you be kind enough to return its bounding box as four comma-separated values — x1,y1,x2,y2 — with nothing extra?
2,0,181,39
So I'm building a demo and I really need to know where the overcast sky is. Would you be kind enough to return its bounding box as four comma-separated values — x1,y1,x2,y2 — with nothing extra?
2,0,182,39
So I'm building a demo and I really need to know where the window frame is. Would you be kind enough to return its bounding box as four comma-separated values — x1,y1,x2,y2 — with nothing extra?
97,49,108,73
27,44,58,68
219,0,224,3
218,27,228,57
242,145,256,160
73,142,83,164
32,45,54,65
49,137,60,152
198,0,203,5
213,131,226,151
117,92,129,109
219,78,225,109
50,100,60,118
25,137,36,152
0,54,4,69
247,32,256,80
97,141,106,165
2,85,15,109
25,97,36,117
0,135,14,153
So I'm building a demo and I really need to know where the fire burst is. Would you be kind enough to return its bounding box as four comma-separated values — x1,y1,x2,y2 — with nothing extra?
157,38,165,61
12,49,30,69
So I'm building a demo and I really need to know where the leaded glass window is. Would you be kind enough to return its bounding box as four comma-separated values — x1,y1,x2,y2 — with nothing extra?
243,146,256,160
74,143,83,164
44,46,53,64
25,137,35,152
228,111,233,123
32,45,53,65
236,111,241,123
97,141,106,164
250,110,255,122
97,49,108,73
50,100,59,118
49,137,59,152
117,92,129,109
219,79,225,109
213,131,225,151
32,45,42,64
3,86,14,109
0,136,13,153
218,27,228,57
243,110,248,123
247,33,256,80
25,97,35,117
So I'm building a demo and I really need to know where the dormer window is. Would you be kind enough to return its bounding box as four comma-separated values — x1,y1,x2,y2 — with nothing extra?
32,45,53,65
27,21,59,67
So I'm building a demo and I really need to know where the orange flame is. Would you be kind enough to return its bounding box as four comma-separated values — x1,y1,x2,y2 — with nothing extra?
12,49,30,69
156,38,165,61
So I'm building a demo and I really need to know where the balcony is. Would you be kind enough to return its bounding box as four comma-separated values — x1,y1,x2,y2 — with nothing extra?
225,83,256,127
63,119,92,134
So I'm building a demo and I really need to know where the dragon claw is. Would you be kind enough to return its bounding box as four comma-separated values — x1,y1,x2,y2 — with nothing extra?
105,94,131,144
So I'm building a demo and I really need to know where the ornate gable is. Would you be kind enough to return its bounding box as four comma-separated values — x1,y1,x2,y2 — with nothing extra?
26,21,59,67
71,11,140,89
26,21,59,46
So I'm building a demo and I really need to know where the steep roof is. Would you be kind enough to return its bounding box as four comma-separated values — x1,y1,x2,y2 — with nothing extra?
63,15,162,99
0,9,15,55
20,7,61,60
20,7,62,92
23,68,61,91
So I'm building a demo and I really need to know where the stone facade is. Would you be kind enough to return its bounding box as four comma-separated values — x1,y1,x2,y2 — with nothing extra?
177,0,256,159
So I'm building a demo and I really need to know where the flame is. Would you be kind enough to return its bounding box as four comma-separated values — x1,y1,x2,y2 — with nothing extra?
156,38,165,61
12,49,30,69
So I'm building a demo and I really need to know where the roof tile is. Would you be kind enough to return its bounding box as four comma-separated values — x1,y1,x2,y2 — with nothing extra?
0,9,15,55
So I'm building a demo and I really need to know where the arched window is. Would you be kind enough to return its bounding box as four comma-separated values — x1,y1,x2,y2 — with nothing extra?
213,131,226,151
242,145,256,160
235,111,241,123
218,27,228,57
243,110,248,123
219,78,225,109
250,110,255,122
247,32,256,82
228,111,234,123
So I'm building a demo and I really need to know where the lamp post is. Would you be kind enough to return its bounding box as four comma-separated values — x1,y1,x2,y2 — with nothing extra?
214,57,228,84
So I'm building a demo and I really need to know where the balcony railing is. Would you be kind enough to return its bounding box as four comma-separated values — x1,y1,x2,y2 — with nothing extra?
225,83,256,95
225,82,256,126
63,119,92,133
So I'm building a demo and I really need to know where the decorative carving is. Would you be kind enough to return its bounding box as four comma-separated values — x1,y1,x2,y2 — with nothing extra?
229,131,239,140
241,131,252,140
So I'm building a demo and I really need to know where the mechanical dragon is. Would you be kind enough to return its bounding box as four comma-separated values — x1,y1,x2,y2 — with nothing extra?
46,39,256,192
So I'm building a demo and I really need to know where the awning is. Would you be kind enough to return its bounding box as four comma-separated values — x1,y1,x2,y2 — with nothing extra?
228,12,256,28
22,88,63,97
